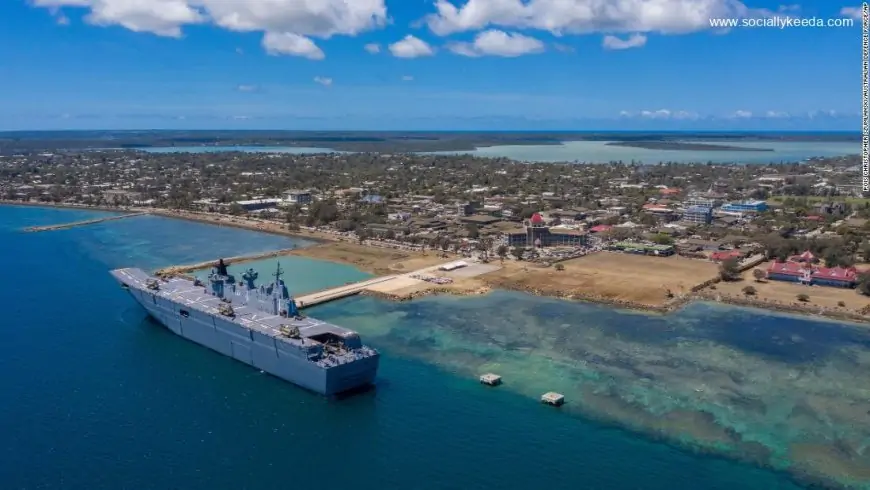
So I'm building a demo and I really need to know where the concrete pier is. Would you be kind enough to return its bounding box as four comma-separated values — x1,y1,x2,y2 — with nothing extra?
295,276,400,308
155,248,301,276
158,253,471,309
23,212,149,233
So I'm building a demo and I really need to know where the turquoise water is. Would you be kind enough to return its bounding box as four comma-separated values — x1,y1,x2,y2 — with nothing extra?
193,256,374,297
132,140,858,163
136,145,342,154
2,205,868,489
426,140,860,163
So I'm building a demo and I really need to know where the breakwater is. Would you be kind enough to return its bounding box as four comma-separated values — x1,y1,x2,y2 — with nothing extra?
23,211,149,232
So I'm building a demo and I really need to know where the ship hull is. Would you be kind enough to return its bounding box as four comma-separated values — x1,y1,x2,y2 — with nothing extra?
123,284,379,396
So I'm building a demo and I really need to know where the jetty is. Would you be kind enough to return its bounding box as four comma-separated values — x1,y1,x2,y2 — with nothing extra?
155,248,302,276
295,275,401,308
23,212,149,233
158,252,491,309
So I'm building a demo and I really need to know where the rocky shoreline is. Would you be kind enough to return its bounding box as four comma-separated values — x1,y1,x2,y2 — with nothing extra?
474,279,870,325
6,200,870,325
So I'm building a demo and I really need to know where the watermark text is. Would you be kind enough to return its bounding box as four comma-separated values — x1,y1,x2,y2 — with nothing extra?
861,2,869,192
709,16,855,29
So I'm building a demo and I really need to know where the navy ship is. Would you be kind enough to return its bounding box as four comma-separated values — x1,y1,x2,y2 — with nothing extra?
112,260,379,396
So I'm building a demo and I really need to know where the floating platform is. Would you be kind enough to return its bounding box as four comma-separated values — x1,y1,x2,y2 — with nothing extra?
541,392,565,406
479,373,502,386
23,212,149,232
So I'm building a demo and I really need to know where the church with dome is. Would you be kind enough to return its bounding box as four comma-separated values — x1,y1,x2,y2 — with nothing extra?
501,212,587,248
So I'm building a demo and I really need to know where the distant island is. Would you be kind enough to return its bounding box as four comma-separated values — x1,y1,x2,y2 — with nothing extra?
0,130,859,154
605,141,775,152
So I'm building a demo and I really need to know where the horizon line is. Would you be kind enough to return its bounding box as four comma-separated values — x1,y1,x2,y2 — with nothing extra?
0,129,863,134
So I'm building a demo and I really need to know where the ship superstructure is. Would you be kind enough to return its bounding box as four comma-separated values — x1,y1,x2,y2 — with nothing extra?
111,260,379,396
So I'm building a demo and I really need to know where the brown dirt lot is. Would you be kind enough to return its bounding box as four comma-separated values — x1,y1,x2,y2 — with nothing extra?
288,242,452,275
712,264,870,313
481,252,720,307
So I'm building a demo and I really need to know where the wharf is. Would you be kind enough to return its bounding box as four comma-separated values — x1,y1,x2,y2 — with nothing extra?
295,275,401,307
155,248,302,276
23,212,150,233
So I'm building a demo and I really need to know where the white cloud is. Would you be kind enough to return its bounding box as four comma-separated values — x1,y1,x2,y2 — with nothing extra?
840,6,862,19
314,76,333,86
617,109,855,121
641,109,672,119
602,33,647,50
389,35,435,58
33,0,205,37
448,29,544,57
364,43,381,54
236,84,258,92
30,0,387,54
262,32,325,59
426,0,770,36
622,109,698,120
553,43,575,53
401,75,414,81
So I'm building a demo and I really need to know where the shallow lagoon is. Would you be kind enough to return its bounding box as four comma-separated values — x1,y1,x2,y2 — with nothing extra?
428,140,861,163
131,140,859,163
2,205,868,489
310,288,870,487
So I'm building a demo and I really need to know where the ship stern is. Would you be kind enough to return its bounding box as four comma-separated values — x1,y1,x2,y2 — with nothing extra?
324,351,380,396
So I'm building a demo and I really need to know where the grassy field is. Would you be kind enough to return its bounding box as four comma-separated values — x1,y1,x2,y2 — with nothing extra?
712,264,870,312
483,252,720,307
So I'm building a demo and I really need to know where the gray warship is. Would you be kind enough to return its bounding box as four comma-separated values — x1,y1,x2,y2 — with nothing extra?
111,260,380,396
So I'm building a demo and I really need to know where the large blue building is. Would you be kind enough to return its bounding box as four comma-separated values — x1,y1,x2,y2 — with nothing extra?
683,206,713,224
721,200,768,213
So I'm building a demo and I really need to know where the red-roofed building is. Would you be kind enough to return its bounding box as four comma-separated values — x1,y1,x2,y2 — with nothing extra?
502,212,587,248
766,260,857,288
659,188,681,196
710,250,743,262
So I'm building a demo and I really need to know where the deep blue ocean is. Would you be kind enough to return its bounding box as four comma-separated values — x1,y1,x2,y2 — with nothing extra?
2,205,868,490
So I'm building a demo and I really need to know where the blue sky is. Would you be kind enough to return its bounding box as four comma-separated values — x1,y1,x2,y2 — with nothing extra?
0,0,864,130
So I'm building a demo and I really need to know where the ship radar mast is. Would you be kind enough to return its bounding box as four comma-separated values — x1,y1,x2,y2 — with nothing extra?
272,263,285,302
273,262,284,285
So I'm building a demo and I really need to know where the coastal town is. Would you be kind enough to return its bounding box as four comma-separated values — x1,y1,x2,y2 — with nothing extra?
2,148,870,322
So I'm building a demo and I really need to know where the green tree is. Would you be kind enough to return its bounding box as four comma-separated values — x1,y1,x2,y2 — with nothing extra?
650,233,674,245
719,258,740,281
752,268,766,282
